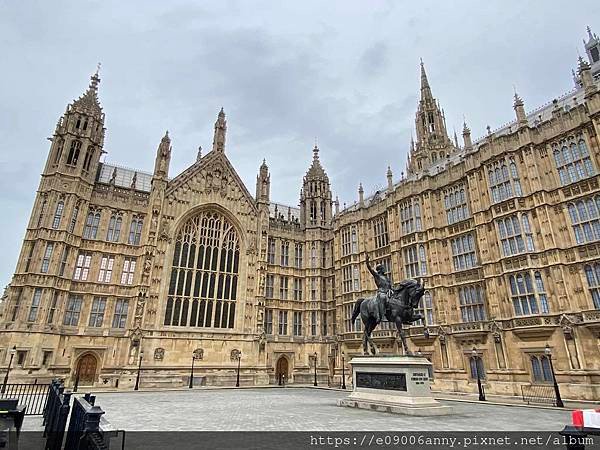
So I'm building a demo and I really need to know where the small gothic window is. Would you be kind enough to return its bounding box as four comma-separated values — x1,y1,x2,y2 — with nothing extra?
107,214,122,242
128,217,144,245
591,46,599,63
54,139,64,164
83,210,101,239
66,141,82,166
82,147,95,172
52,201,64,229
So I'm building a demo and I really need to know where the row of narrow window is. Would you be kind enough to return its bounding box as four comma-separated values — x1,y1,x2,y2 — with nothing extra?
13,288,129,329
84,211,143,244
37,198,144,245
14,262,600,331
264,309,327,336
53,139,95,171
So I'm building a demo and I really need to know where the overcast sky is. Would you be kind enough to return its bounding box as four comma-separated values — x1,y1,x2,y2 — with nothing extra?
0,1,598,289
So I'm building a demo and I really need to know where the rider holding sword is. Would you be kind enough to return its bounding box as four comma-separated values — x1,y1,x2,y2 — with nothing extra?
365,254,392,324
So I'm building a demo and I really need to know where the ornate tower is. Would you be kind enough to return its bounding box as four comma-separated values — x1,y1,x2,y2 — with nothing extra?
409,61,455,173
300,145,332,229
6,69,106,325
44,69,105,182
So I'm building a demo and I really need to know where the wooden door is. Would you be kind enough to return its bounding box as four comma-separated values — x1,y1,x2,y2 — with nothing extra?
77,354,97,386
275,357,288,385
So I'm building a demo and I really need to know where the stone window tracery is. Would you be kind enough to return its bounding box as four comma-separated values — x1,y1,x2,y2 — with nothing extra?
164,210,239,329
553,135,594,185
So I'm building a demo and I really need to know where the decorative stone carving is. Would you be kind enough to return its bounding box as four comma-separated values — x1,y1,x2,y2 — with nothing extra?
159,219,170,241
230,349,241,361
154,348,165,360
258,331,266,350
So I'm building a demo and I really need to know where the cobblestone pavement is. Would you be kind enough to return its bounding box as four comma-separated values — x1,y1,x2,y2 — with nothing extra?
23,387,572,431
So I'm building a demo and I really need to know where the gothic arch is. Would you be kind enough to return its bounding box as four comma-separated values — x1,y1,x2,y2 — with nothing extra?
162,205,244,330
171,203,246,248
73,351,100,386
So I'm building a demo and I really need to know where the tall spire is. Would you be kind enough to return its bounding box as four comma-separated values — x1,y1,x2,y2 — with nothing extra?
462,119,472,150
90,62,101,92
301,143,332,229
411,60,453,173
72,66,102,113
513,91,527,127
420,59,433,102
306,144,327,179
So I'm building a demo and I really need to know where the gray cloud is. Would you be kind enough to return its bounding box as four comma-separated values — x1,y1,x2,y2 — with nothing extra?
0,0,599,288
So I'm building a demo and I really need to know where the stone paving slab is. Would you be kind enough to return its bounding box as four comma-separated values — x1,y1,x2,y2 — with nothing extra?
23,387,573,432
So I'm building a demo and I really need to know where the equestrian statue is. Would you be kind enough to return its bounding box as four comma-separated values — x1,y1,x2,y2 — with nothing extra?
350,255,426,355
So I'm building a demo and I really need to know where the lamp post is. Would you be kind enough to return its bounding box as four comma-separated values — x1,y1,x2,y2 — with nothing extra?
313,352,318,387
341,351,346,390
235,351,242,388
545,344,564,408
1,346,16,394
472,347,486,401
134,350,144,391
73,359,81,393
189,352,198,389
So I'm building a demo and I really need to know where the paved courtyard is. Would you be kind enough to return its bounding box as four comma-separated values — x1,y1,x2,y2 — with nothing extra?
24,387,571,431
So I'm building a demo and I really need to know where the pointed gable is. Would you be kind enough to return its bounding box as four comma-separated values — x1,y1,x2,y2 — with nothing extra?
165,150,258,214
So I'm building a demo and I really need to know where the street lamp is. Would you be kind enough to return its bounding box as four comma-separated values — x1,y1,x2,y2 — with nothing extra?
73,359,82,393
472,347,486,401
134,350,144,391
235,351,242,388
189,352,199,389
1,346,16,394
313,352,318,387
545,344,564,408
341,351,346,390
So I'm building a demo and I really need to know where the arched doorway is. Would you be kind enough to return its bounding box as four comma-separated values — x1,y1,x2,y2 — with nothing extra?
75,353,98,386
275,356,288,386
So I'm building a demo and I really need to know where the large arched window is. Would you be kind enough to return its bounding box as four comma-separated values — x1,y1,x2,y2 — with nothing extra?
164,210,240,329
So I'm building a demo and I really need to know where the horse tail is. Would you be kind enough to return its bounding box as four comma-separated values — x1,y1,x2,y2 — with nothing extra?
351,298,364,323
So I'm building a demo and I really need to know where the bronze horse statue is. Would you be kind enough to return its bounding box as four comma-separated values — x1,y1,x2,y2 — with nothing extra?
350,279,426,355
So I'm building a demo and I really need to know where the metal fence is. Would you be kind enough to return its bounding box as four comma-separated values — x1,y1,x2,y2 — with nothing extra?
521,383,557,406
43,379,72,450
64,393,112,450
0,382,50,415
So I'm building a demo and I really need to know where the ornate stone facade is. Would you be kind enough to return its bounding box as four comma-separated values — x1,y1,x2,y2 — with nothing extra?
1,29,600,399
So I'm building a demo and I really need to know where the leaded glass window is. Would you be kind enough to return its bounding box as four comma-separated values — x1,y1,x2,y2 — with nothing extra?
164,210,239,329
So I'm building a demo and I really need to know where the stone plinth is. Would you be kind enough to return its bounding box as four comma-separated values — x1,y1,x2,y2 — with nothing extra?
338,355,453,416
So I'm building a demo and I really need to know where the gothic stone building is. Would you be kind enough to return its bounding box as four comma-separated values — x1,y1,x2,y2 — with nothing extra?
2,29,600,399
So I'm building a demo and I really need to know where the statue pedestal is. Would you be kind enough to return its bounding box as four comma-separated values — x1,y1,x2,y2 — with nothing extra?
337,356,453,416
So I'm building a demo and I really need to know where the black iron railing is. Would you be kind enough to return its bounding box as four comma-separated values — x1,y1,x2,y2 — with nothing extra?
521,383,557,406
43,379,72,450
0,382,50,415
64,393,112,450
